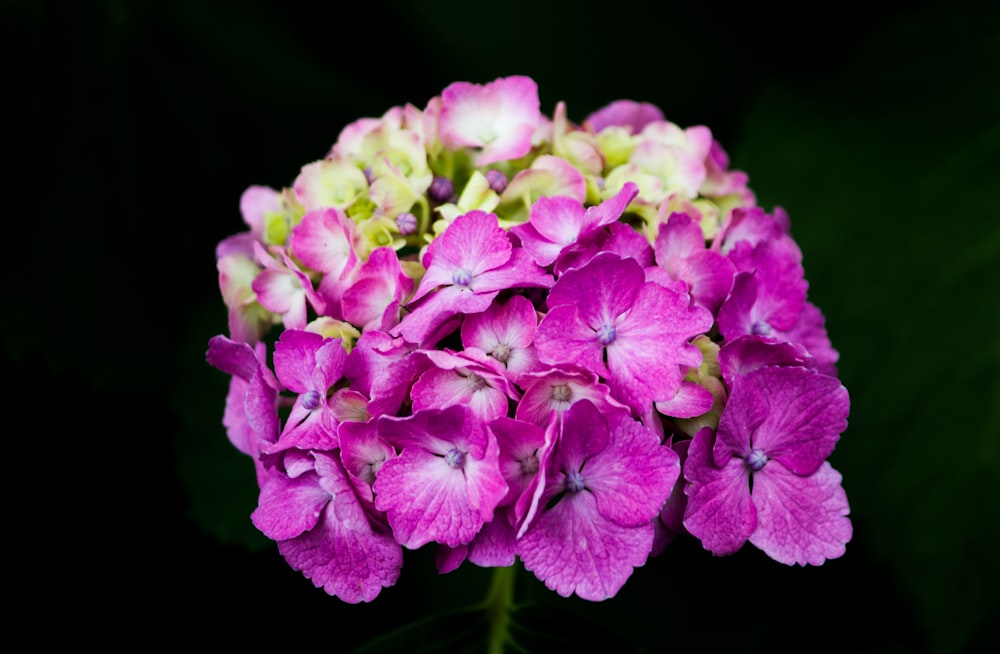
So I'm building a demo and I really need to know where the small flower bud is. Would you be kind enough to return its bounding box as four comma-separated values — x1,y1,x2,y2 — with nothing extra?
485,169,508,194
429,175,455,203
395,211,418,235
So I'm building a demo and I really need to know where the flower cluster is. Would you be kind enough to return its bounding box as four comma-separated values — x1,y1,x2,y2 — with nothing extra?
206,75,851,603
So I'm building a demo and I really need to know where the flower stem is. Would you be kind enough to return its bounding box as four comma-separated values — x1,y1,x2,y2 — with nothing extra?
484,565,516,654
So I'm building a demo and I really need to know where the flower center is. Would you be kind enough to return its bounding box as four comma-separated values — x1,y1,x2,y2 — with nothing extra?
520,452,539,476
550,383,571,402
444,448,466,469
452,268,472,286
752,320,772,336
565,470,586,493
491,343,512,363
301,390,322,411
745,448,768,471
596,323,617,345
464,372,488,391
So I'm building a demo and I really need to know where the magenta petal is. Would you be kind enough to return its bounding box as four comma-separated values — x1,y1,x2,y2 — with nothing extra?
584,99,664,134
682,427,757,556
607,282,710,407
534,304,608,377
466,515,517,568
251,468,328,541
512,195,586,267
654,380,715,419
206,334,262,381
713,371,768,466
738,367,849,475
749,461,852,565
434,210,512,278
717,335,818,384
273,452,403,603
373,406,507,548
584,410,679,527
518,491,654,601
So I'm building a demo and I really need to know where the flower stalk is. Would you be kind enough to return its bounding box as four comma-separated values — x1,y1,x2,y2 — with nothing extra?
484,565,516,654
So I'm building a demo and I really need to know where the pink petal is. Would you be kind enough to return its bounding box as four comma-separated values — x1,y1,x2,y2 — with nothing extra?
251,468,328,541
736,367,849,476
575,406,679,526
517,490,654,601
682,427,757,556
749,461,852,565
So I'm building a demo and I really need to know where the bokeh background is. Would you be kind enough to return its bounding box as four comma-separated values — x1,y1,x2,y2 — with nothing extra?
6,0,997,651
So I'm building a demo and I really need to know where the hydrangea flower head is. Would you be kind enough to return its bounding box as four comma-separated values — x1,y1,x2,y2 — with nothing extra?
206,75,852,603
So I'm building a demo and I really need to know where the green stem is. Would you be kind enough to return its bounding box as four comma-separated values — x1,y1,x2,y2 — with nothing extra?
484,565,516,654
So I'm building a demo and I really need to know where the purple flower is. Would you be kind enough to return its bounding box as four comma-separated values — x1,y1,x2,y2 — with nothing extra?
651,211,736,316
289,207,359,313
410,348,520,421
460,294,543,385
534,252,713,412
510,182,639,268
205,335,281,473
251,449,402,603
373,405,508,549
340,246,414,332
682,366,852,565
261,329,346,462
515,366,628,428
717,240,807,340
517,400,678,600
583,99,665,134
393,210,552,346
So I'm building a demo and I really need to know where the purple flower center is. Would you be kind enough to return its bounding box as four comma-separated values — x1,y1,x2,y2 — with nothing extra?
565,470,586,493
452,268,472,286
520,452,539,476
596,323,617,345
301,390,322,411
444,448,466,469
745,448,768,471
751,320,772,336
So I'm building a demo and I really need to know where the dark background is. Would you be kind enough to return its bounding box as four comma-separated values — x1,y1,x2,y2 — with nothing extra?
5,0,998,651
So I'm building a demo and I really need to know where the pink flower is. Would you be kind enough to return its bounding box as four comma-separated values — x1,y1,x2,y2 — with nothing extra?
438,75,541,166
517,400,678,600
393,210,552,346
682,366,852,565
583,99,665,134
261,329,346,461
459,294,543,385
650,211,736,316
340,246,414,332
373,405,508,549
410,348,520,421
511,182,639,268
251,449,402,603
289,207,359,315
534,252,713,412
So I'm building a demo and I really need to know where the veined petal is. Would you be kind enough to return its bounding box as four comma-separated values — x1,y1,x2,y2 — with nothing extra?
518,490,654,601
749,461,852,565
682,427,757,556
